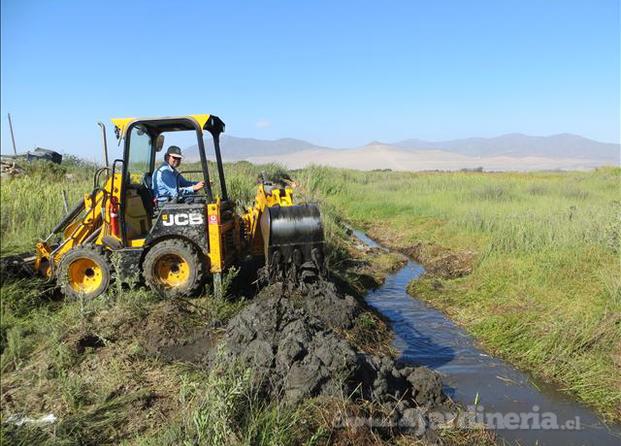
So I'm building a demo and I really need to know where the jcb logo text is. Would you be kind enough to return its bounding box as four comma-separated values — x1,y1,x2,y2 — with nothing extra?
162,213,204,226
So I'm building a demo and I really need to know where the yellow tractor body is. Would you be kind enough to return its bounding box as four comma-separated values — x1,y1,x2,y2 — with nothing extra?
24,114,324,299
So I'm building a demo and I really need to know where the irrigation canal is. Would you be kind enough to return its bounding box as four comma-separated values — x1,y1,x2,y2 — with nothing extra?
353,229,621,446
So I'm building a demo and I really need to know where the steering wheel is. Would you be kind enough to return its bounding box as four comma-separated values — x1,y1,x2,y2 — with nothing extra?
175,170,207,203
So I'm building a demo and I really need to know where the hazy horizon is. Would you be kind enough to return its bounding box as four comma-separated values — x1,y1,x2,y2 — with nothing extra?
2,129,619,156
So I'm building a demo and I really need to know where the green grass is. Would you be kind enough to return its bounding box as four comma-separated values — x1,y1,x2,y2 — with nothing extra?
1,127,616,440
0,160,413,445
296,165,621,421
131,347,310,446
0,160,313,444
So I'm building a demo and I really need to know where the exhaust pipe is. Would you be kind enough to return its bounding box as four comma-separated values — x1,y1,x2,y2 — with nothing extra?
97,122,109,167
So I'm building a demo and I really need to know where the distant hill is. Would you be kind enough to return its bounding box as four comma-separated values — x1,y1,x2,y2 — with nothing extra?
392,133,619,161
185,135,325,161
184,133,619,171
244,144,613,172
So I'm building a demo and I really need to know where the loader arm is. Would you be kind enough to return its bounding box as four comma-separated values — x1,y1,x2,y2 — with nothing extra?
242,182,294,257
34,173,123,277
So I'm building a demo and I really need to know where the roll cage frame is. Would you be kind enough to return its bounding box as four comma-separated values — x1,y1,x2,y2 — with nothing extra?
115,115,227,246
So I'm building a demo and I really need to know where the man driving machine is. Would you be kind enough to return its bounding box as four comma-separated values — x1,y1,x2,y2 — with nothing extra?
151,146,205,203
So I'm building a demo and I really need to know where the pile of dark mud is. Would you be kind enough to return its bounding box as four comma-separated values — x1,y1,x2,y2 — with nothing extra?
216,282,447,439
138,279,450,439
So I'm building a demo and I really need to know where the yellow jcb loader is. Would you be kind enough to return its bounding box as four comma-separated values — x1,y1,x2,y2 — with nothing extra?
7,114,325,299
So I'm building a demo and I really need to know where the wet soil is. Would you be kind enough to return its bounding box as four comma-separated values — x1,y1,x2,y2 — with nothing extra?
217,281,449,441
155,332,215,363
139,278,453,441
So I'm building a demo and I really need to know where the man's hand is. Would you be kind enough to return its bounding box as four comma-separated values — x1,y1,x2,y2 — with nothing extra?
192,181,205,192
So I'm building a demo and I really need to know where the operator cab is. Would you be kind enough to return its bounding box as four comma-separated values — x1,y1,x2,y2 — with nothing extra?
110,114,227,247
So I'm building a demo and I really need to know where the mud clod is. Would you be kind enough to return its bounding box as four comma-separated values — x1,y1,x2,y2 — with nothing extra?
296,281,361,330
156,332,215,363
76,334,107,354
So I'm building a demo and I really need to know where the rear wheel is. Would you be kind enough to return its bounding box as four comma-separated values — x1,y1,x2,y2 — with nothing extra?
57,246,111,300
143,239,204,298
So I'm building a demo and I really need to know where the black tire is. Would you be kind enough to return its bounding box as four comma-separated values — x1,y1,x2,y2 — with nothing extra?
56,246,111,300
142,239,205,298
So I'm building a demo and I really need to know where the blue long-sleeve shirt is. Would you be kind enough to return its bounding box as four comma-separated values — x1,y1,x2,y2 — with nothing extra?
151,163,197,202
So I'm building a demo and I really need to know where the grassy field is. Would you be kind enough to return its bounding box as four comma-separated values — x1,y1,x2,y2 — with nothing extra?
0,160,337,445
3,158,616,442
3,160,493,445
297,165,621,421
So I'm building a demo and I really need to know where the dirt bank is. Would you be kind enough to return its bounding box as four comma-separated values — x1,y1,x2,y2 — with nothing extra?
365,225,475,279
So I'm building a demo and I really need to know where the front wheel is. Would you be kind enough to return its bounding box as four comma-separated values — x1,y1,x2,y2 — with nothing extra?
142,239,205,298
57,246,111,300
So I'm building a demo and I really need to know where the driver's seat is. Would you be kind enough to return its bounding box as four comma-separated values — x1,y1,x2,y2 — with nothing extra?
142,172,153,191
138,172,155,216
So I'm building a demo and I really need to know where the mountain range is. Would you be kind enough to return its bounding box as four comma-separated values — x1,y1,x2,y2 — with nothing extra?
391,133,618,160
186,133,619,171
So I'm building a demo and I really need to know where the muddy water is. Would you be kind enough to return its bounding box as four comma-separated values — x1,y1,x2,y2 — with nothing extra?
353,230,621,446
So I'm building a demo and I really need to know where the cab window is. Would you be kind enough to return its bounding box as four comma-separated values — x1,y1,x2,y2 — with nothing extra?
127,125,151,183
124,125,153,240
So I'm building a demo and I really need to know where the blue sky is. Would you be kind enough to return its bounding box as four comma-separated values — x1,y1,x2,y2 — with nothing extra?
1,0,619,160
